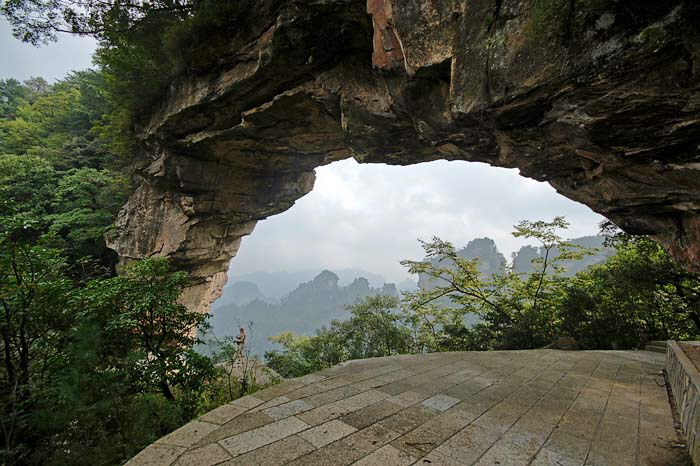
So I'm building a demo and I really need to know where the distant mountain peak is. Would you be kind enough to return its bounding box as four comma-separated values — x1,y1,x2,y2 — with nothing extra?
312,270,340,287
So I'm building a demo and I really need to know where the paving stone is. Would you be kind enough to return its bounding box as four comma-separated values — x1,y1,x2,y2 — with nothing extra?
297,419,357,447
451,392,502,420
425,408,475,435
261,399,313,420
414,450,468,466
304,384,364,407
544,429,591,462
556,407,602,440
286,439,365,466
297,402,352,426
335,389,389,411
507,385,548,407
442,380,487,400
220,435,315,466
155,421,219,448
198,404,248,425
390,423,453,458
295,373,328,384
529,447,582,466
126,444,187,466
584,449,616,466
340,400,403,429
379,405,439,434
377,381,415,396
173,443,230,466
353,444,417,466
472,400,529,433
413,378,458,397
229,395,265,409
421,394,461,412
352,378,390,391
132,350,683,466
605,397,639,421
387,390,427,407
589,420,637,463
254,395,291,411
254,381,305,401
474,430,546,466
313,377,354,391
218,416,309,457
436,424,501,464
194,411,274,447
343,423,402,454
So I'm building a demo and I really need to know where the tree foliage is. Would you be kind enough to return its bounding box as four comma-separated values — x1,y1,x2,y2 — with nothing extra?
2,0,254,120
0,73,121,168
266,295,412,378
266,218,700,379
0,72,273,464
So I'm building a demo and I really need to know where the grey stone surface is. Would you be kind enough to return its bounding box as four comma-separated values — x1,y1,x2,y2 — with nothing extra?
128,349,686,465
262,399,314,420
198,404,248,425
666,341,700,465
298,419,357,448
173,443,230,466
219,416,309,456
421,394,461,412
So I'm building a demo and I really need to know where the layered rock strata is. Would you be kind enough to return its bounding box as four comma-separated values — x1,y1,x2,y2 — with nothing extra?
107,0,700,313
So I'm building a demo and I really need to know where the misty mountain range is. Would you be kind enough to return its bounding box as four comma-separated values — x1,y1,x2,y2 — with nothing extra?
207,270,402,356
207,235,613,356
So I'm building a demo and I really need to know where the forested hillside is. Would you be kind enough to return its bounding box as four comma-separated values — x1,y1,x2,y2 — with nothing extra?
0,76,272,465
207,270,399,356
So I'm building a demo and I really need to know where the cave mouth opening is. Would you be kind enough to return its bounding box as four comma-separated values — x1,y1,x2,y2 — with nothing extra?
207,158,606,355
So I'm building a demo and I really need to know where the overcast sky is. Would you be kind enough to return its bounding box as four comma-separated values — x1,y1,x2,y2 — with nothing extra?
232,160,604,283
1,20,97,81
1,24,606,284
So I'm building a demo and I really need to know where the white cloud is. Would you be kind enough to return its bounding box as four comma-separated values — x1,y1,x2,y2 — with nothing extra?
231,159,606,283
1,20,97,82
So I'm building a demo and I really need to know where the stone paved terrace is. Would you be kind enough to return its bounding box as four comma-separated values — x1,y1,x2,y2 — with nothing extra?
127,350,688,466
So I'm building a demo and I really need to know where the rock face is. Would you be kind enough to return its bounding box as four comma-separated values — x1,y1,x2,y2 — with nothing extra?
511,235,614,276
417,237,506,291
107,0,700,313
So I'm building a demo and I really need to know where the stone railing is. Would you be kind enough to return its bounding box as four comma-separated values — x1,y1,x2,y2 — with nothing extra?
666,341,700,464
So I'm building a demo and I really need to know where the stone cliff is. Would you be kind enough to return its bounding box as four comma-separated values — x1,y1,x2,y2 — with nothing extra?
107,0,700,313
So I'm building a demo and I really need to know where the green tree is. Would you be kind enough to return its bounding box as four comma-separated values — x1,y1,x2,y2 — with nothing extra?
265,295,409,378
2,1,253,120
82,259,211,401
559,228,700,349
48,167,128,268
0,78,31,120
0,236,73,465
0,154,127,278
0,73,120,170
401,217,594,350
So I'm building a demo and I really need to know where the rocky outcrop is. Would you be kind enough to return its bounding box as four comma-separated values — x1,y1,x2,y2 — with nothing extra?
107,0,700,313
417,237,507,291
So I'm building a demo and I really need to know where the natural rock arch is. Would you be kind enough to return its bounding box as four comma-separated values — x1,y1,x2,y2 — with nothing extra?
107,0,700,313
